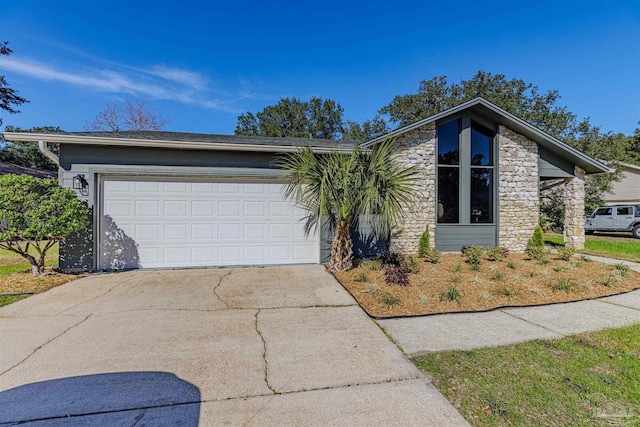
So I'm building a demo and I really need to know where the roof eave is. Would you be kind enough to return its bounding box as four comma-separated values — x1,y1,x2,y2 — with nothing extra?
1,132,353,154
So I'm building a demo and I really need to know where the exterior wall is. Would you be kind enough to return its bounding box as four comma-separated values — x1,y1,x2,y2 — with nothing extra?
389,123,437,254
563,166,586,249
497,125,539,252
603,165,640,205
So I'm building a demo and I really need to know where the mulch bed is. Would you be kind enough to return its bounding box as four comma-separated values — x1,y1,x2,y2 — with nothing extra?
0,268,86,295
332,253,640,318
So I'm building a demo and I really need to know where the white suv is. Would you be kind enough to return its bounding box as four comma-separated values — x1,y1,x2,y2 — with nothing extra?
584,205,640,239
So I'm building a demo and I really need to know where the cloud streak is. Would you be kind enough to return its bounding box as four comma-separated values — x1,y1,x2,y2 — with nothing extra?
0,56,256,113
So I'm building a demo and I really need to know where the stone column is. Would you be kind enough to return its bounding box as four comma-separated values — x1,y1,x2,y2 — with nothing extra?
563,166,586,249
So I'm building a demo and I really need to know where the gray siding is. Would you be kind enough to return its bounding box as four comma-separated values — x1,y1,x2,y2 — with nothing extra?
435,225,496,252
539,147,575,178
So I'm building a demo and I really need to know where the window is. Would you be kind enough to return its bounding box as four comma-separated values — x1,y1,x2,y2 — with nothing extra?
616,206,633,215
437,115,495,225
595,207,612,216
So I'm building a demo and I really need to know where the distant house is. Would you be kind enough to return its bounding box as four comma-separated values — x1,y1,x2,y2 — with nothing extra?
603,162,640,205
0,162,57,179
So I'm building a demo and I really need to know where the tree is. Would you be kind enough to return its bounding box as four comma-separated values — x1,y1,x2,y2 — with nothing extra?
86,98,170,131
0,41,29,127
343,115,388,142
275,139,419,271
235,97,345,139
1,126,61,171
0,175,89,275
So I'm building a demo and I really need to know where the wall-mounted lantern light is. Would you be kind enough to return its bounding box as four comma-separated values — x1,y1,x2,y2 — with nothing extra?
73,174,89,196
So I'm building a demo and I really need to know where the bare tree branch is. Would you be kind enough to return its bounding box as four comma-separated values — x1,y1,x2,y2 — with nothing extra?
85,97,170,131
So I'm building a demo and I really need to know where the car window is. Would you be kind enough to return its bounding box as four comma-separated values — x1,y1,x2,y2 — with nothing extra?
595,207,612,216
616,207,632,215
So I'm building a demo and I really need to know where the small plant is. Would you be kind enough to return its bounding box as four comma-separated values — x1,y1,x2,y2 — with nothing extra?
357,272,368,282
610,263,630,278
557,246,575,261
552,278,577,292
450,276,461,284
506,261,517,269
424,248,441,264
526,246,548,262
470,263,481,272
429,267,438,274
377,251,402,266
526,271,537,278
553,264,564,273
441,286,461,303
419,278,429,286
380,292,402,308
400,255,419,274
572,261,583,268
471,276,485,285
366,283,379,296
507,274,521,282
463,245,484,268
540,258,550,265
528,225,545,249
488,264,498,271
493,286,520,298
418,293,429,305
491,272,504,281
539,269,549,277
369,260,381,271
453,263,462,273
580,255,590,262
601,274,621,287
531,287,546,297
417,225,431,258
482,396,509,417
384,265,410,286
479,292,492,301
485,246,507,262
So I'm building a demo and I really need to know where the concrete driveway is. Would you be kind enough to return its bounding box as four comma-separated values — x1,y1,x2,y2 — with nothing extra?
0,266,467,426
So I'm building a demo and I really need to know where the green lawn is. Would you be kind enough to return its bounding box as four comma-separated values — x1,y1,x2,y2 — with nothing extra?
0,294,29,307
545,234,640,263
414,325,640,426
0,243,59,275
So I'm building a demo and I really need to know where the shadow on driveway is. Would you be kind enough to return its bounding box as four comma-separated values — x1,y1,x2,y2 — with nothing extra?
0,371,200,425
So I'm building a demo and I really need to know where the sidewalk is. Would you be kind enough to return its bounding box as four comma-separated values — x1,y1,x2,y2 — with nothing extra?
378,255,640,356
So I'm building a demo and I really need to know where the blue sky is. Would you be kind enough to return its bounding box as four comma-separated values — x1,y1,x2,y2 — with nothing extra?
1,0,639,136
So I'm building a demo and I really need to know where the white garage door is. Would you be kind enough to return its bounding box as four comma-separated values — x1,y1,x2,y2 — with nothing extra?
98,176,319,269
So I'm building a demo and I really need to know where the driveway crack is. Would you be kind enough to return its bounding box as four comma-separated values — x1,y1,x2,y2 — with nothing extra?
0,314,92,376
254,309,276,394
212,270,232,309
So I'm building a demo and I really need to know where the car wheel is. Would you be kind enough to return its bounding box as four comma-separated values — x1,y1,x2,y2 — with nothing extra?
633,224,640,239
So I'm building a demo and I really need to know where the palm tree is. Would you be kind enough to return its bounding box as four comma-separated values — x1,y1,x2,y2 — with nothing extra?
276,138,419,272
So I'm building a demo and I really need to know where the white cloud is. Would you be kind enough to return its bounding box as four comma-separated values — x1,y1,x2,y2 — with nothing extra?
0,56,257,113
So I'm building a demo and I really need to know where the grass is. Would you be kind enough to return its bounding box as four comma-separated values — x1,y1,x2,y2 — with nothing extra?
0,294,30,307
0,243,59,273
545,233,640,263
413,324,640,426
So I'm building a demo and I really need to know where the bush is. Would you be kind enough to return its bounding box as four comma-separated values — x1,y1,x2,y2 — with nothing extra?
557,247,575,261
526,246,548,262
424,248,441,264
385,265,410,286
463,245,484,266
417,226,431,258
377,251,402,266
441,286,461,303
528,226,545,249
400,255,419,274
380,292,402,308
486,246,507,262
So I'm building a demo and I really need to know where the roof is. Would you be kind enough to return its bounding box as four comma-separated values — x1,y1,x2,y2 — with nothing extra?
1,130,354,154
0,162,57,179
363,97,612,175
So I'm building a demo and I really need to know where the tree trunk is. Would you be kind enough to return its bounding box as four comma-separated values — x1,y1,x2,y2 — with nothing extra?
25,254,45,276
328,218,353,272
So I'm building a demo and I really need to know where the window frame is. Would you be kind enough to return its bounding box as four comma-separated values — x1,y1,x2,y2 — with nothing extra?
436,112,498,226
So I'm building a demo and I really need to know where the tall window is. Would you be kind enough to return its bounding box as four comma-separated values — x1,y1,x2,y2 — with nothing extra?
437,115,495,224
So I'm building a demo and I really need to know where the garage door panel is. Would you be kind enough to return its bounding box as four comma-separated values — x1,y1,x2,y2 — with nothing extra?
100,176,318,269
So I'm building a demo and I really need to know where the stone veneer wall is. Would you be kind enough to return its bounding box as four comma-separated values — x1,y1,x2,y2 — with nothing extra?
498,125,540,252
563,165,586,249
389,122,437,254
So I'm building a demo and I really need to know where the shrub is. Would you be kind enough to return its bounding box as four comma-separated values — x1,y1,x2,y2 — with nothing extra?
557,247,575,261
486,246,507,261
610,263,630,278
377,251,402,266
552,278,577,292
493,286,520,298
400,255,419,274
384,265,410,286
506,261,517,269
464,245,484,267
366,283,379,296
441,286,461,302
380,292,402,308
369,260,381,271
417,226,431,258
424,248,441,264
528,225,545,249
471,263,481,272
526,246,548,262
453,263,462,273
